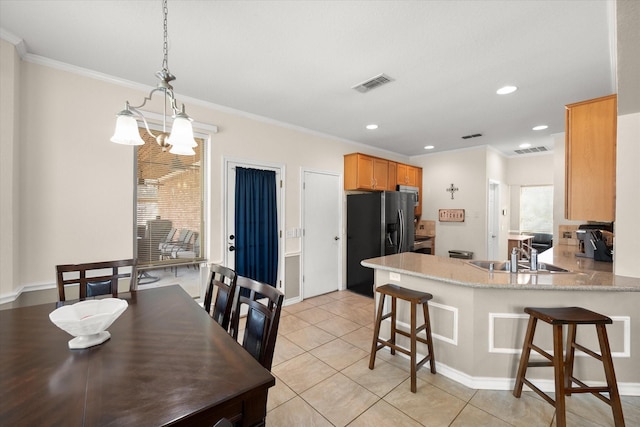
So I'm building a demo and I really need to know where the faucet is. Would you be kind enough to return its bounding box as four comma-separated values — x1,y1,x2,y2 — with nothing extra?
510,247,538,272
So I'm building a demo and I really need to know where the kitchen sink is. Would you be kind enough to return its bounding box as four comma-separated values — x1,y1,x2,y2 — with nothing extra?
467,260,570,273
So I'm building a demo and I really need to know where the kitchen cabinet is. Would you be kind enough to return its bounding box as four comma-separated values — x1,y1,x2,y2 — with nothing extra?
565,94,616,221
345,153,423,216
397,163,420,186
344,153,393,191
388,161,397,190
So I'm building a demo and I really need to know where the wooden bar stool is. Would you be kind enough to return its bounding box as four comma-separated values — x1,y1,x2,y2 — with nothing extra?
369,283,436,392
513,307,625,427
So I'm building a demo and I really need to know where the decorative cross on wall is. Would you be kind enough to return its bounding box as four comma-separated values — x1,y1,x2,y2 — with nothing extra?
446,183,459,199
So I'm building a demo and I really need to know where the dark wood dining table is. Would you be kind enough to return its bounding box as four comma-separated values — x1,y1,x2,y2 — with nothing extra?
0,285,275,426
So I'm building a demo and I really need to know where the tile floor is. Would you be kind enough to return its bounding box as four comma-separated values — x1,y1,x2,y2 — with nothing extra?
265,290,640,427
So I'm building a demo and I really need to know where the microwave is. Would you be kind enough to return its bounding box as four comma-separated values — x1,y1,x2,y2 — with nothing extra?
397,185,419,207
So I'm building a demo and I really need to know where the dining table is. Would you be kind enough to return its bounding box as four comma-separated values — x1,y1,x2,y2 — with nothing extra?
0,285,275,426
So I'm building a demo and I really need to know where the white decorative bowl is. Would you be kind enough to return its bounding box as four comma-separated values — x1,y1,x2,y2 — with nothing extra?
49,298,128,349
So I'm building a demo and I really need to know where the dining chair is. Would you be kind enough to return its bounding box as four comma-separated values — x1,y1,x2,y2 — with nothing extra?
203,264,238,331
56,259,137,302
230,276,284,371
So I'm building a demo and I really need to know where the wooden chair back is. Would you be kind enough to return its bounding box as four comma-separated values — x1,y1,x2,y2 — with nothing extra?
203,264,238,331
56,259,137,302
230,277,284,370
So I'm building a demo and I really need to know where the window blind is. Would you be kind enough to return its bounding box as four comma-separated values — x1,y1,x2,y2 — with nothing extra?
135,129,204,269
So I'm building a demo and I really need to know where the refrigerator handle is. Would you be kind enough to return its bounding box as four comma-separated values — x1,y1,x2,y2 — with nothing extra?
398,209,404,253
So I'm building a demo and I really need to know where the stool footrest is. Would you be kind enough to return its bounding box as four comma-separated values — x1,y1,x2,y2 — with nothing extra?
522,378,556,407
530,343,553,361
572,342,602,361
393,327,431,346
416,354,433,370
569,377,615,406
527,360,553,368
380,312,393,322
376,339,411,357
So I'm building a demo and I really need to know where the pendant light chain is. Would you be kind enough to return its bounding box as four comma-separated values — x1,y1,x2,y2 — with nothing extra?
111,0,197,154
162,0,169,73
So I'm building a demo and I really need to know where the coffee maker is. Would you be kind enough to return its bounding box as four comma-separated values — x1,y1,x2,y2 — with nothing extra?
576,223,614,261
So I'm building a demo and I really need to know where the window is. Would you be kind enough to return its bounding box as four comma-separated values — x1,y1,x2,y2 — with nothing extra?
519,185,553,233
135,128,205,274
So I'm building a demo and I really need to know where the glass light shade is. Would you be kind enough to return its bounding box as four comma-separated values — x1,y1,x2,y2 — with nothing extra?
169,144,196,155
111,114,144,146
167,115,197,148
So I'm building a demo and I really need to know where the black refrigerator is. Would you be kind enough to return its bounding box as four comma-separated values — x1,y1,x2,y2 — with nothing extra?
346,191,415,297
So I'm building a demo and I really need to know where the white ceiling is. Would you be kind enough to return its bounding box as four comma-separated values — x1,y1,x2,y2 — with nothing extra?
0,0,620,157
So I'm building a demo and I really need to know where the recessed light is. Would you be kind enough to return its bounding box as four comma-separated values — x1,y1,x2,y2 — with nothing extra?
424,145,434,150
519,142,531,149
532,125,548,131
496,85,518,95
365,124,378,130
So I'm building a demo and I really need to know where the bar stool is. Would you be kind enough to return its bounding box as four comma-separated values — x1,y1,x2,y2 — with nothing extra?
513,307,625,427
369,283,436,392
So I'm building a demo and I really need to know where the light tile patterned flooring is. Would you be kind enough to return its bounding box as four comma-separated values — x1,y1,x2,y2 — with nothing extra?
265,290,640,427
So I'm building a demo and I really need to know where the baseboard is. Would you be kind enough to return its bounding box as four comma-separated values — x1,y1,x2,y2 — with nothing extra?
0,282,56,306
379,348,640,396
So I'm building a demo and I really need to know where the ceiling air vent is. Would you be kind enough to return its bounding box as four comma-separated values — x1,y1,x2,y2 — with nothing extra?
461,133,483,139
514,146,549,155
352,73,394,93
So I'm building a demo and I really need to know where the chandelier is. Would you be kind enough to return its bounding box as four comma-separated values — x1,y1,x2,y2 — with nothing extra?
110,0,197,155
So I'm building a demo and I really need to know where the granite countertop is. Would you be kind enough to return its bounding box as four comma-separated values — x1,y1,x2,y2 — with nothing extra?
361,245,640,291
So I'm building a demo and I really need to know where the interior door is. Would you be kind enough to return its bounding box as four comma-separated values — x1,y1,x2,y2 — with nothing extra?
488,180,500,259
225,160,284,285
302,170,341,298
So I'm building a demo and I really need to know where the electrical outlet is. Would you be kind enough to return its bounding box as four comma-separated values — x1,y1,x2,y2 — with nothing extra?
563,231,572,238
389,272,401,281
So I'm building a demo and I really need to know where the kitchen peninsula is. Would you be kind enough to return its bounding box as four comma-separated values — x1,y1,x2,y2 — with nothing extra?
361,247,640,394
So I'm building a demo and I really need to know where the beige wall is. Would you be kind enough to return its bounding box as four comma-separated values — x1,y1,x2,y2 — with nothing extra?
0,39,20,298
0,40,411,303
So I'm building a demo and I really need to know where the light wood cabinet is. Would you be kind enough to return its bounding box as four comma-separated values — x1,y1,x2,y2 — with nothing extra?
388,161,397,190
345,153,423,217
565,94,616,221
344,153,393,191
397,163,419,186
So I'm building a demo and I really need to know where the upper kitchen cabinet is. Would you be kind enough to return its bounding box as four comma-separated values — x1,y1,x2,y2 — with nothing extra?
344,153,394,191
397,163,420,186
565,94,616,221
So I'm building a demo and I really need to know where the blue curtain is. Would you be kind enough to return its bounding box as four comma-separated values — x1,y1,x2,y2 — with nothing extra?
235,167,278,287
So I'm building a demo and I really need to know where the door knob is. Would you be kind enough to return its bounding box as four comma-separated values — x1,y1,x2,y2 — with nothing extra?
228,245,235,252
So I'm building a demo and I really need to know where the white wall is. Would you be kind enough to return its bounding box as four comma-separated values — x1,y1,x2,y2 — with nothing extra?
415,147,489,259
615,112,640,277
486,147,510,259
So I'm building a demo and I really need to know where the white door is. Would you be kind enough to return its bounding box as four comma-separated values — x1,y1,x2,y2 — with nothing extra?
488,180,500,259
224,159,284,286
302,170,341,298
